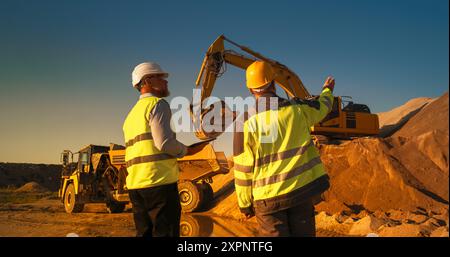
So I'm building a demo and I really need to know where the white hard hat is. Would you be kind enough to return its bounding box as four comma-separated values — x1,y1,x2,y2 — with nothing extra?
131,62,168,88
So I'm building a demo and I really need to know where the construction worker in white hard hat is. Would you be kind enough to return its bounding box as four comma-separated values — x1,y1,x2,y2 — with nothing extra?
123,62,190,237
233,60,335,236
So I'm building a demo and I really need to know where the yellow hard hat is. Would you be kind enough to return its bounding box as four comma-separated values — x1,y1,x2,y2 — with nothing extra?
246,61,275,89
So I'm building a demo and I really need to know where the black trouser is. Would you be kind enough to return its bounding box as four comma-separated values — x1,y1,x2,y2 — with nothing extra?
128,183,181,237
255,199,316,237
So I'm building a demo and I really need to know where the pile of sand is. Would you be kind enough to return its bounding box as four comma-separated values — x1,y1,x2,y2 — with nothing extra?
394,92,448,138
378,97,434,128
14,182,50,193
317,137,448,214
377,97,435,137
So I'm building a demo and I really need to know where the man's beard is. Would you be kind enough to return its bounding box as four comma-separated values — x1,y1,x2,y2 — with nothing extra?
153,88,170,98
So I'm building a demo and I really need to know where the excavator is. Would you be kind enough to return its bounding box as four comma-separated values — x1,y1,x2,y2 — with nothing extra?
190,35,379,143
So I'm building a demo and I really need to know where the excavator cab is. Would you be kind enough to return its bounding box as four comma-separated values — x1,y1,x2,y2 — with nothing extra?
321,96,341,123
341,96,371,113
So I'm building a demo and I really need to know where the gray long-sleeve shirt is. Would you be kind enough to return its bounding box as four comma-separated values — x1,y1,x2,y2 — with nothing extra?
140,93,187,158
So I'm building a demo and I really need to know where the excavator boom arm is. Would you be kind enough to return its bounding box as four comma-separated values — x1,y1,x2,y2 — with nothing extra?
195,35,310,102
192,35,379,141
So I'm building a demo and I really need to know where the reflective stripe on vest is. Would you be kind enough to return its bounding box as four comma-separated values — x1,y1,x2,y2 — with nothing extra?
125,132,153,148
234,142,325,188
123,96,179,190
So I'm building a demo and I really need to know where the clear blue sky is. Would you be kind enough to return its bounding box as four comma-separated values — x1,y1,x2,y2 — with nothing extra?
0,0,448,163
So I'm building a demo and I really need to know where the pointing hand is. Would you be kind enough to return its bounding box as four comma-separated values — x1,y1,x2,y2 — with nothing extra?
323,76,335,91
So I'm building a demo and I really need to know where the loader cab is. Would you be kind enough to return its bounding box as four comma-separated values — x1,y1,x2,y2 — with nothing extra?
61,151,71,167
79,150,90,173
60,150,76,176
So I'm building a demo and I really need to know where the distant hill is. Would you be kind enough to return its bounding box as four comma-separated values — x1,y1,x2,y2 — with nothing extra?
0,163,61,191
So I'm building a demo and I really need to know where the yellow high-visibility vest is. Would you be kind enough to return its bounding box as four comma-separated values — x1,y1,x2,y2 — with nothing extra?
233,88,333,210
123,96,179,190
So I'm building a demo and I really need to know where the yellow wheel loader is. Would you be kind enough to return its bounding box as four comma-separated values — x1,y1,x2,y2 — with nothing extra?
58,144,129,214
58,142,229,214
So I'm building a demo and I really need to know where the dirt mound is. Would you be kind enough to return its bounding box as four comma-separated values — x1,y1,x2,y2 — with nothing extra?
317,138,448,214
378,97,434,128
377,97,435,137
387,132,449,194
394,92,449,138
209,161,241,218
15,182,50,193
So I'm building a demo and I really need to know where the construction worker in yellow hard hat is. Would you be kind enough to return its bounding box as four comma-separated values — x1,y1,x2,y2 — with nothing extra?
123,62,193,237
245,60,276,90
233,60,335,236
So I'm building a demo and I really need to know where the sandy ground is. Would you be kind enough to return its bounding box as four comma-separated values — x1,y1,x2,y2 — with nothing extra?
0,198,346,237
0,199,135,237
